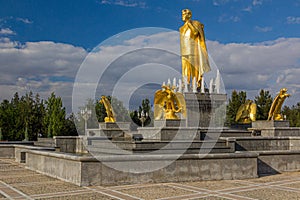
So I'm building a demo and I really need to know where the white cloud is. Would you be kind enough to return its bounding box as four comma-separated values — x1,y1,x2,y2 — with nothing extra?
252,0,263,6
207,38,300,105
72,30,182,112
0,37,87,112
287,16,300,24
218,15,240,23
242,6,252,12
99,0,146,8
1,31,300,113
254,26,272,32
16,17,33,24
0,37,19,48
213,0,230,6
0,28,16,35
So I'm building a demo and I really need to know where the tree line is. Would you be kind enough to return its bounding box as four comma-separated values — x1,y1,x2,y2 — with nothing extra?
226,89,300,126
0,92,77,141
1,89,299,141
0,93,152,141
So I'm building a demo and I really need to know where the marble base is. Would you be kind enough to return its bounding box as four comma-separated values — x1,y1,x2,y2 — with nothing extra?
249,120,300,137
99,122,130,130
184,93,227,128
154,119,186,127
252,120,290,128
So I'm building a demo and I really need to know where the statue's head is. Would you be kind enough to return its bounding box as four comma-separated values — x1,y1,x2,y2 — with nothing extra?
182,9,192,22
280,88,288,94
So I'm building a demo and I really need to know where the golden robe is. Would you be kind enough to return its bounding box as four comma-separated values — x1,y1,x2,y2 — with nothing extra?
180,20,211,86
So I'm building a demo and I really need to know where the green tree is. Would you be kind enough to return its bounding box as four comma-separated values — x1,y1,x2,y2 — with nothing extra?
130,98,152,127
282,103,300,127
0,92,42,141
254,89,273,120
95,96,130,123
12,92,23,140
226,90,247,125
0,92,79,140
32,94,46,139
62,113,78,136
44,92,66,137
95,97,107,123
111,97,131,122
0,99,15,140
0,128,3,141
20,92,36,141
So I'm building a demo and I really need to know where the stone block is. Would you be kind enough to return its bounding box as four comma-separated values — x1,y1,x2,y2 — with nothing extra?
252,120,290,128
0,145,15,158
154,119,186,127
184,93,226,128
99,122,130,130
290,138,300,150
258,151,300,175
234,137,293,151
137,127,202,141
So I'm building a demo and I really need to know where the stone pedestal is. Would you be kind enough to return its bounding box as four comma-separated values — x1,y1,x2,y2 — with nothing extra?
137,127,202,141
87,122,130,138
252,120,290,128
249,120,300,137
154,119,186,127
184,93,227,128
99,122,130,130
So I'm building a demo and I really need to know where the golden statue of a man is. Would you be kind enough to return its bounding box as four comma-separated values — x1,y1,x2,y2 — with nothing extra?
268,88,290,121
180,9,211,88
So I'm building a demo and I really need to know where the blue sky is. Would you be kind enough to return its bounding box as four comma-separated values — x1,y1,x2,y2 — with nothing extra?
0,0,300,112
1,0,299,48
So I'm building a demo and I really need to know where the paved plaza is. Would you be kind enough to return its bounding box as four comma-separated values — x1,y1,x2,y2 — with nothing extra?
1,159,300,200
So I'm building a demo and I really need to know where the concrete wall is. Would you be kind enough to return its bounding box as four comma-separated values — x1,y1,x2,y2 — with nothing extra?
258,151,300,175
34,138,55,147
0,142,34,158
235,137,290,151
54,136,87,153
93,153,258,186
26,150,84,185
233,137,300,151
14,145,55,163
24,150,258,186
0,145,15,158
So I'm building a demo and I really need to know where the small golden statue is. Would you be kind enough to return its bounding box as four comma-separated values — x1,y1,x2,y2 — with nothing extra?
235,100,257,124
99,96,116,123
154,85,186,120
268,88,290,120
179,9,211,89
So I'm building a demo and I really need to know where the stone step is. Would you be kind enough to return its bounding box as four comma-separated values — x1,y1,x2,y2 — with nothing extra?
88,140,229,149
34,138,55,147
87,145,233,155
86,139,234,155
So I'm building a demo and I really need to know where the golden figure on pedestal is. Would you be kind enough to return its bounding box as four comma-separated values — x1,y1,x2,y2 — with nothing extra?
268,88,290,120
99,96,116,123
235,100,257,124
154,85,186,120
179,9,211,89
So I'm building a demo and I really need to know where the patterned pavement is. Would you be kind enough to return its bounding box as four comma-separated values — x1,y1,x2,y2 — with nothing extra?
1,159,300,200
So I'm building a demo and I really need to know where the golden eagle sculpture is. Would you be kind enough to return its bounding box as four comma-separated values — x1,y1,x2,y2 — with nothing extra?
99,96,116,123
154,85,186,120
268,88,290,120
235,100,257,124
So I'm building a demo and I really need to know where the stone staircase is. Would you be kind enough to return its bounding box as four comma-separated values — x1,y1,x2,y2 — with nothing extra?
86,138,234,155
